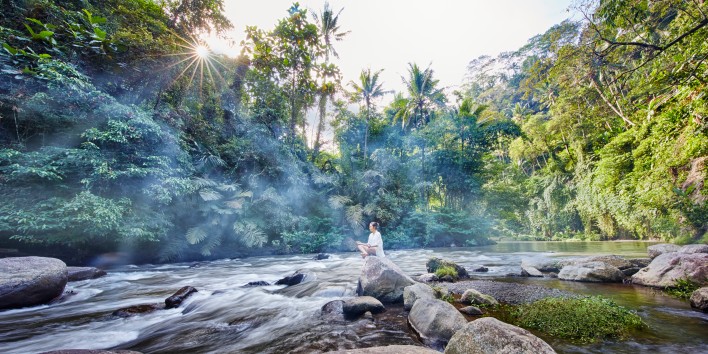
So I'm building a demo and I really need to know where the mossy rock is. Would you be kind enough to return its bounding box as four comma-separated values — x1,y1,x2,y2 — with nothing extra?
426,257,468,278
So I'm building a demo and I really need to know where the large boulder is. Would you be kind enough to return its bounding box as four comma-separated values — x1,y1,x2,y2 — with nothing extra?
404,283,436,310
558,261,624,283
689,287,708,312
408,299,467,347
520,266,543,277
520,257,562,273
647,244,681,259
679,244,708,254
326,345,439,354
459,289,498,307
418,273,439,283
356,256,415,303
584,255,633,270
67,267,107,282
0,256,68,310
444,317,556,354
343,296,385,318
632,252,708,288
426,258,469,278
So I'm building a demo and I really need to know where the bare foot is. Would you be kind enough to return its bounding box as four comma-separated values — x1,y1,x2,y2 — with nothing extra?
360,253,367,259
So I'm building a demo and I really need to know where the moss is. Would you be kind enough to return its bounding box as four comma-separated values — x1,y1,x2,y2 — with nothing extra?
434,265,458,279
509,296,646,343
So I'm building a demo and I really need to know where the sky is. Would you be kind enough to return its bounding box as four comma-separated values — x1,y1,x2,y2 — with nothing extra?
206,0,576,99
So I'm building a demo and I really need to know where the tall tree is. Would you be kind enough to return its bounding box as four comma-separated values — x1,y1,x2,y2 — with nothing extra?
349,68,389,165
396,63,446,130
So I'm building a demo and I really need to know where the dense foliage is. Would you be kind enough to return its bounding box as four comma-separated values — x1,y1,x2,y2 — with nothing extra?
0,0,705,263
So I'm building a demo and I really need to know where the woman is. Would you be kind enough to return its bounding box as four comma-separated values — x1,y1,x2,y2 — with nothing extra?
356,222,385,258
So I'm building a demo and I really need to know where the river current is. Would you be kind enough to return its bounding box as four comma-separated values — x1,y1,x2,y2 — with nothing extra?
0,241,706,353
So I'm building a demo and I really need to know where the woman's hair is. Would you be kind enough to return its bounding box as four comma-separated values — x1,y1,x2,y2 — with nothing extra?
370,221,380,230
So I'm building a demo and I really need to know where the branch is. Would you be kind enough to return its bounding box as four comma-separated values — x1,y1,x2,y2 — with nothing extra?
589,75,636,127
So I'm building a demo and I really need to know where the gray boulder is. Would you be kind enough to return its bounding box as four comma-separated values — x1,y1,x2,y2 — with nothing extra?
459,306,483,316
520,266,543,277
357,256,415,303
165,286,198,309
680,244,708,254
647,244,681,259
409,299,467,347
326,345,439,354
0,256,67,310
690,287,708,312
321,300,345,318
520,257,563,272
343,296,385,318
584,255,633,270
67,267,107,282
444,317,556,354
112,303,164,317
558,261,624,283
459,289,498,307
404,283,436,310
418,273,438,283
426,257,469,278
632,252,708,288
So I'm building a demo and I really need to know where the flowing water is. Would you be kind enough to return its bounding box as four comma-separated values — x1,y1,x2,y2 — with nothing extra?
0,241,706,354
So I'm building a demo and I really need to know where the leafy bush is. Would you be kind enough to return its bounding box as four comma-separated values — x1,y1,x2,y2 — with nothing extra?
510,296,646,342
664,277,703,300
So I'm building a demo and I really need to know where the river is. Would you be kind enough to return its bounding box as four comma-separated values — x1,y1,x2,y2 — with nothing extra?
0,241,706,354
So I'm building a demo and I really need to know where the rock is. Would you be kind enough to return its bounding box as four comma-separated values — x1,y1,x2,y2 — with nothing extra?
312,285,352,297
459,289,499,307
689,287,708,312
426,257,469,278
459,306,483,316
680,244,708,254
418,273,439,283
275,271,315,286
356,256,415,303
321,300,344,317
621,267,642,277
471,265,489,272
444,317,556,354
325,345,439,354
439,275,457,282
242,280,270,287
632,252,708,288
314,253,331,260
67,267,107,282
40,350,143,354
343,296,385,318
629,258,651,268
584,255,633,270
558,261,625,283
408,299,467,347
404,283,436,310
647,244,681,259
0,256,68,310
165,286,198,309
520,266,543,277
520,257,562,273
112,303,164,317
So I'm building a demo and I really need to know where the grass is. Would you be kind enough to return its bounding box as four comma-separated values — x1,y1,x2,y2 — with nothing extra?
664,277,703,300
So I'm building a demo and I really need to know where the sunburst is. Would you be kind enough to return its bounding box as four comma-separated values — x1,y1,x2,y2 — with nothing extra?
159,35,231,97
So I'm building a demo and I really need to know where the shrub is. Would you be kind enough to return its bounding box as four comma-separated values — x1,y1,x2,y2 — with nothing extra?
664,277,703,300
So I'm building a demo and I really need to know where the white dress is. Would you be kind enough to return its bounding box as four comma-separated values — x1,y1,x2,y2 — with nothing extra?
367,231,385,257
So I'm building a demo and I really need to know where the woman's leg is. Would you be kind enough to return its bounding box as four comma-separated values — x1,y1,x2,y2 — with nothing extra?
357,244,369,258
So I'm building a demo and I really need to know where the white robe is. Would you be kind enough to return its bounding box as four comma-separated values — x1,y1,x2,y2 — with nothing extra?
367,231,385,257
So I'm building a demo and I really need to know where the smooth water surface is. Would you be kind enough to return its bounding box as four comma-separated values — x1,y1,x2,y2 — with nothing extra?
0,241,706,354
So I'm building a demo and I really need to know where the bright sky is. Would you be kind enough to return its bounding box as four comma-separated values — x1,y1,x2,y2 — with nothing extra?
207,0,575,100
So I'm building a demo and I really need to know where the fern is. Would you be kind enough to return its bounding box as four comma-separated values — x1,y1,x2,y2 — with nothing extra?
346,204,364,230
200,234,222,256
329,195,351,210
185,226,208,245
234,221,267,247
199,189,223,201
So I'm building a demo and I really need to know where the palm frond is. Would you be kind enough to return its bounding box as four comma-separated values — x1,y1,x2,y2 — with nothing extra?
199,189,223,201
185,226,208,245
345,204,364,230
200,234,222,256
233,221,267,247
328,195,351,209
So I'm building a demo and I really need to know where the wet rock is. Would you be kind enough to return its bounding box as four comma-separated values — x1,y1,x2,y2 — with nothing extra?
165,286,198,309
67,267,107,282
112,303,164,317
520,257,562,273
242,280,270,287
680,244,708,254
408,299,467,348
459,306,483,316
445,317,556,354
442,280,576,305
0,256,68,310
459,289,499,307
326,345,439,354
439,275,457,282
356,256,415,303
584,255,633,270
314,253,331,260
629,258,651,268
343,296,385,318
312,285,351,297
418,273,438,283
404,283,436,310
558,261,625,283
471,265,489,272
275,271,315,286
426,257,469,278
40,350,143,354
689,287,708,312
520,266,543,277
321,300,345,317
647,244,681,259
632,252,708,288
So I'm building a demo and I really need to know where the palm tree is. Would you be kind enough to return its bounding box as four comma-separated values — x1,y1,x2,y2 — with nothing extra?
395,63,446,130
349,68,389,165
312,2,349,61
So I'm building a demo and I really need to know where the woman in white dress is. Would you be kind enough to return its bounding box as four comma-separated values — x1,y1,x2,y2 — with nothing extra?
356,222,385,258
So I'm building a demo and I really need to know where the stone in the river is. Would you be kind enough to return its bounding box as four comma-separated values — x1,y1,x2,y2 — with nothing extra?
165,286,198,309
356,256,415,303
112,303,164,317
314,253,331,260
321,300,345,317
520,257,562,273
583,255,633,270
41,350,143,354
459,306,483,316
679,244,708,254
471,265,489,272
275,271,315,286
404,283,436,310
459,289,499,307
520,266,543,277
418,273,438,283
67,267,107,282
325,345,439,354
0,256,67,310
632,252,708,288
444,317,556,354
647,244,681,259
343,296,385,318
242,280,270,287
426,257,469,278
558,261,624,283
689,287,708,312
408,299,467,348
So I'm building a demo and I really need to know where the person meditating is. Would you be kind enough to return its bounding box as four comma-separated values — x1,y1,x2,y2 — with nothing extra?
357,222,385,258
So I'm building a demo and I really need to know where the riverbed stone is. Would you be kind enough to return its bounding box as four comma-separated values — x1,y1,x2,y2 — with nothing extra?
275,271,315,286
165,286,198,309
459,289,499,306
418,273,438,283
0,256,68,310
321,300,345,317
242,280,270,287
408,299,467,347
356,256,415,303
41,350,143,354
444,317,556,354
679,244,708,254
520,266,543,277
471,265,489,272
647,244,681,259
326,345,439,354
520,257,562,273
112,303,164,317
558,261,625,283
426,257,469,278
67,267,107,282
632,252,708,288
343,296,385,318
689,287,708,312
459,306,483,316
404,283,436,310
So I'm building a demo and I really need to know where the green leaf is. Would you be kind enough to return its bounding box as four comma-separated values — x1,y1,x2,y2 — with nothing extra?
185,226,208,244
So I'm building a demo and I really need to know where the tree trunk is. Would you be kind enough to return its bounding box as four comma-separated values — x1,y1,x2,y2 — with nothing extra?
312,93,328,161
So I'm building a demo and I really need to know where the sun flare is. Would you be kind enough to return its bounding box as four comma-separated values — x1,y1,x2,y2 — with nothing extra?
195,45,210,59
